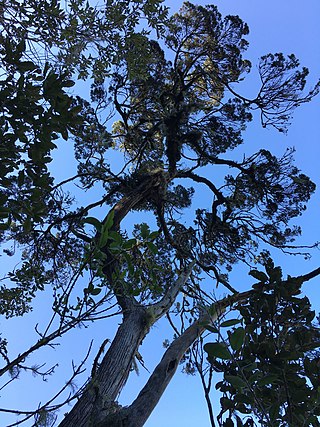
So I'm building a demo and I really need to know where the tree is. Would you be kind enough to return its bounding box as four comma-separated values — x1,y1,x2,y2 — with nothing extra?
1,1,320,426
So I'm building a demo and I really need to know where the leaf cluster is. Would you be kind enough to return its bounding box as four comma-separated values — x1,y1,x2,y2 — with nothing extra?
205,259,320,426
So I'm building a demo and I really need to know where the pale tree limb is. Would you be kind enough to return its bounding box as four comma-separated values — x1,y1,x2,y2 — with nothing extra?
151,260,196,319
99,318,207,427
58,263,196,427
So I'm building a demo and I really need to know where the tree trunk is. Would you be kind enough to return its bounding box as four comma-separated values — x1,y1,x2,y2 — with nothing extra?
59,306,151,427
59,264,196,427
124,319,206,427
95,319,206,427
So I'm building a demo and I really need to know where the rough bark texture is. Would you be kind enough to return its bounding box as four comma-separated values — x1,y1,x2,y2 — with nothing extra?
60,263,196,427
91,320,205,427
59,306,151,427
58,269,250,427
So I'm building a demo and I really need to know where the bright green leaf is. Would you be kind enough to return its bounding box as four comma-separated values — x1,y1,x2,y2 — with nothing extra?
99,230,109,248
83,217,101,231
103,210,115,231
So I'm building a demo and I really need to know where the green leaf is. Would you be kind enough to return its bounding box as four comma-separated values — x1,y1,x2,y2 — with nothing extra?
61,126,68,140
229,327,245,351
123,238,137,250
18,61,38,72
17,170,25,186
99,230,109,248
256,375,278,386
208,304,217,316
0,208,10,219
243,362,257,371
269,403,280,421
220,319,242,328
235,394,253,405
131,286,141,296
103,210,115,231
147,241,158,254
109,230,122,243
62,79,75,88
204,324,219,333
149,231,159,240
99,212,116,247
223,418,234,427
269,266,282,283
220,397,234,410
109,242,121,252
123,252,134,275
235,415,244,427
225,374,247,389
140,223,150,239
23,217,32,233
248,371,263,385
83,217,101,231
204,342,231,360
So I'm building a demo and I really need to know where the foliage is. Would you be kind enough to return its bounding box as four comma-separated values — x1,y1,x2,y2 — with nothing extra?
0,0,169,317
0,1,319,426
0,37,80,228
1,0,169,77
204,258,320,426
0,0,169,224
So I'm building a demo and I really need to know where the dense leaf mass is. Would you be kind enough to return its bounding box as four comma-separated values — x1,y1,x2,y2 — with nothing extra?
206,259,320,426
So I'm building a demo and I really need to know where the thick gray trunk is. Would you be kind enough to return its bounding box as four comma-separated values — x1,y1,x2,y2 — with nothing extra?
94,320,205,427
59,307,150,427
59,264,196,427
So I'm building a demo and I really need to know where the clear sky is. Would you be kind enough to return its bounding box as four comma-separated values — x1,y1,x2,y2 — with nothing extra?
1,1,320,426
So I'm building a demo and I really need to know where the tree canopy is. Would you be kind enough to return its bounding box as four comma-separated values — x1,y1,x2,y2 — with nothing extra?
1,1,320,426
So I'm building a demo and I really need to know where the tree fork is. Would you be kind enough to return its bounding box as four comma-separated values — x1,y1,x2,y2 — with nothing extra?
120,319,206,427
59,263,196,427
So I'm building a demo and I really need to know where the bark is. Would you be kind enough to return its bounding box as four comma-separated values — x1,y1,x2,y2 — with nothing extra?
95,318,208,426
152,261,196,319
58,276,248,427
96,292,252,426
59,264,195,427
109,169,169,231
122,319,206,427
59,306,151,427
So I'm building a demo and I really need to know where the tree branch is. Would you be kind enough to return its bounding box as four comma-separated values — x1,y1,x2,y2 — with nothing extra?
151,260,196,319
114,318,206,427
295,266,320,283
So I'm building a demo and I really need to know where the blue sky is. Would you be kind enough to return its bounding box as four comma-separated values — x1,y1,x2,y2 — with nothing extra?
1,1,320,426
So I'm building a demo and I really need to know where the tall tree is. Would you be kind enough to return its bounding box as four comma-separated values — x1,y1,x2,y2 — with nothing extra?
1,2,320,426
